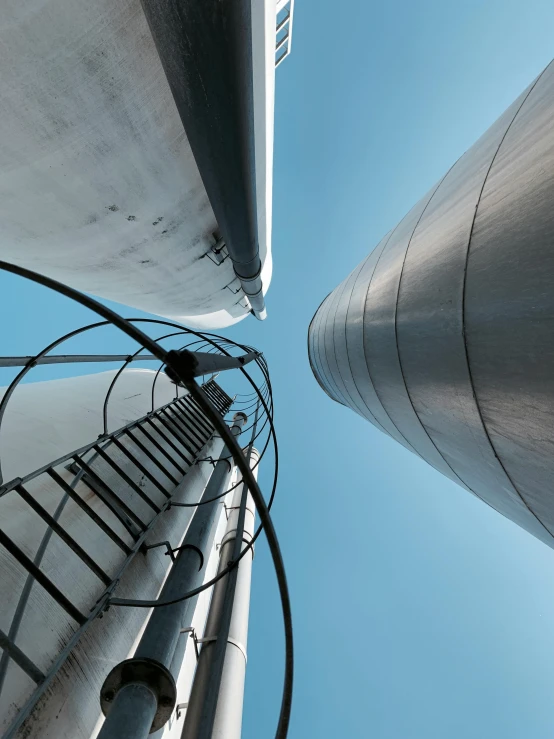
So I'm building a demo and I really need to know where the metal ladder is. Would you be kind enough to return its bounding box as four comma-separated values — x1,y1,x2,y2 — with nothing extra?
0,379,232,738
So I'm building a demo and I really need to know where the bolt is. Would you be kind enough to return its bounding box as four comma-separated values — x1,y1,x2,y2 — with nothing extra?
103,689,115,702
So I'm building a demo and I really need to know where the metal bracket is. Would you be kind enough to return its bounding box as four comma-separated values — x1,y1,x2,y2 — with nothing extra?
100,657,177,732
201,237,229,266
141,542,204,570
236,297,250,309
194,455,233,472
195,635,248,663
65,460,80,475
0,477,21,497
172,544,204,571
142,540,177,562
195,456,216,466
224,280,242,295
180,627,200,660
176,702,188,720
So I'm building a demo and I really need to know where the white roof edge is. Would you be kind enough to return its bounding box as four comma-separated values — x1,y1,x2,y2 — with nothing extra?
251,0,277,294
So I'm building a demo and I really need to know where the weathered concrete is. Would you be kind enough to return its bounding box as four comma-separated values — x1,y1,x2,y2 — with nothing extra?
0,0,274,329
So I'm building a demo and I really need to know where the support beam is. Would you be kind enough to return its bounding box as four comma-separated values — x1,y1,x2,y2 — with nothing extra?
165,350,261,384
0,354,157,368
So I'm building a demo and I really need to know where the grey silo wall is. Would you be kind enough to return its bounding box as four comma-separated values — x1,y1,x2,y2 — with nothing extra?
309,60,554,549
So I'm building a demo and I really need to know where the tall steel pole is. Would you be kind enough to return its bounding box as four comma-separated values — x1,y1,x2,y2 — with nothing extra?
97,413,247,739
182,408,260,738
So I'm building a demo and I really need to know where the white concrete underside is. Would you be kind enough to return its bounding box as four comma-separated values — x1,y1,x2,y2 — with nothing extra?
0,369,184,481
0,0,275,329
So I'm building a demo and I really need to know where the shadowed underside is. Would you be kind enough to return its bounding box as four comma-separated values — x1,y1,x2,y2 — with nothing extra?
0,0,274,329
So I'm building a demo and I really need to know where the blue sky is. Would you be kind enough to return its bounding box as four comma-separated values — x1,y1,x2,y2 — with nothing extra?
2,1,554,737
237,2,554,737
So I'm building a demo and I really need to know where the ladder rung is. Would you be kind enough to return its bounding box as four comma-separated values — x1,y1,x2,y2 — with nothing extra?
0,627,45,684
135,424,187,475
79,473,141,539
205,383,229,412
46,468,132,555
180,399,214,436
177,396,213,434
189,391,218,420
73,457,147,532
110,437,171,498
208,381,226,401
175,396,209,426
0,530,86,625
16,485,111,587
168,407,206,447
200,386,223,413
203,384,223,410
144,418,193,466
179,391,210,418
209,381,232,407
161,408,203,452
158,408,200,453
121,429,180,486
113,438,171,498
93,446,161,514
156,412,197,459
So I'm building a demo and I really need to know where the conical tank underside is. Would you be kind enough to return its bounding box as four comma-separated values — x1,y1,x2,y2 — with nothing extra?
309,60,554,549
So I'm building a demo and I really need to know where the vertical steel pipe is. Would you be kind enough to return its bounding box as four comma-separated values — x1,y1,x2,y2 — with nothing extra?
182,411,259,738
98,413,247,738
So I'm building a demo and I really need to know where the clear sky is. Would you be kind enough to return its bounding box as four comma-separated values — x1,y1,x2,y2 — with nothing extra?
2,1,554,738
236,2,554,738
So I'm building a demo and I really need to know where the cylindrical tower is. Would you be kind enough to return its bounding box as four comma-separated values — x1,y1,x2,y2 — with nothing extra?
309,59,554,549
0,0,279,329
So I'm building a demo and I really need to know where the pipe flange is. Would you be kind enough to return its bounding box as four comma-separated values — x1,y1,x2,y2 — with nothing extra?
100,657,177,733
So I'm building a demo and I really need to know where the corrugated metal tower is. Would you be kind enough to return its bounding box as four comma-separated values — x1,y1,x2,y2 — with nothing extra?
309,59,554,548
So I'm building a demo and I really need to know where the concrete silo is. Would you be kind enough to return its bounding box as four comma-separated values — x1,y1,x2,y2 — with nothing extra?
309,60,554,548
0,0,295,328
